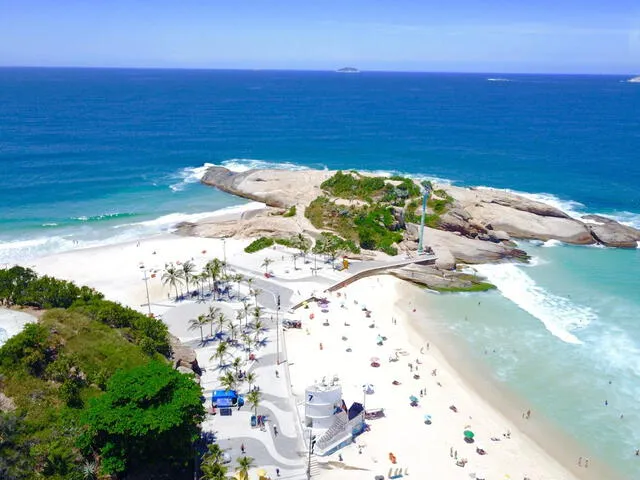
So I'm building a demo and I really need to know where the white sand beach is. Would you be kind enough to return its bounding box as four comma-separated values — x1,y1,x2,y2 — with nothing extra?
15,230,608,480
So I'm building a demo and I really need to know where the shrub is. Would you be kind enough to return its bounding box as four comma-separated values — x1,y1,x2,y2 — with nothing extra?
244,237,275,253
283,205,297,217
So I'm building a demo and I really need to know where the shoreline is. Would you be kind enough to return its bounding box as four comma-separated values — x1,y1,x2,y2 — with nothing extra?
1,217,630,478
393,279,625,480
285,274,592,480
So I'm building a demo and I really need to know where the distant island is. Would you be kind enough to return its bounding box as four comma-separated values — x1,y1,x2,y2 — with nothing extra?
628,76,640,83
336,67,360,73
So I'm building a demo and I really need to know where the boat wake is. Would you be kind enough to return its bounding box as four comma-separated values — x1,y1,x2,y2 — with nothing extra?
474,263,596,345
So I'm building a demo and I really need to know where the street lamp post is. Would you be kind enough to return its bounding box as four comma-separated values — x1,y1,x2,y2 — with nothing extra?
417,181,432,255
307,428,314,479
222,238,227,269
276,294,281,365
139,265,152,316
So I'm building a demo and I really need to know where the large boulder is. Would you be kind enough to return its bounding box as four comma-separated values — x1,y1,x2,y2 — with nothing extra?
170,335,202,376
582,215,640,248
202,167,333,209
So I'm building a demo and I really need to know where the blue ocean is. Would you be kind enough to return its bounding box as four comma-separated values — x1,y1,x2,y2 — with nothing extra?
1,68,639,477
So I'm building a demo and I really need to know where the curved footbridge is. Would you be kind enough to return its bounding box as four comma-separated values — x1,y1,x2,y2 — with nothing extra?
291,253,437,310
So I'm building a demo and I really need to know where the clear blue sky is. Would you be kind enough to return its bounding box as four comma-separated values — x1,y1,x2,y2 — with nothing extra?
1,0,639,73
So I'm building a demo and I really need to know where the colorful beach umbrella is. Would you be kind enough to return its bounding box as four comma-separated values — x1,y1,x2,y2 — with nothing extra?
409,395,419,403
464,430,475,439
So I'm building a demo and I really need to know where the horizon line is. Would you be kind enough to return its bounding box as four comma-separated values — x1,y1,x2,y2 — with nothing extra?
0,65,637,77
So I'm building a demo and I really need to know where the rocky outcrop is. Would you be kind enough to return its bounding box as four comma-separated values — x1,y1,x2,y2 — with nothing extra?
178,209,305,240
582,215,640,248
390,264,494,291
440,186,595,245
201,167,332,209
198,166,640,255
0,392,16,412
399,223,528,269
170,335,202,376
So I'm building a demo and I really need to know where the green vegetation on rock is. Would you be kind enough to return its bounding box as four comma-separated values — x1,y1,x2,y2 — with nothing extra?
282,205,297,217
244,236,275,253
307,171,426,255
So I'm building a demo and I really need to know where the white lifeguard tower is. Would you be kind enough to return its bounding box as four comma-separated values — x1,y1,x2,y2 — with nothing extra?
304,381,343,430
303,378,365,456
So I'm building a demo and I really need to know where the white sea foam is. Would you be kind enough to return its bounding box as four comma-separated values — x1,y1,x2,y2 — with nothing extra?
0,202,265,266
169,163,216,192
487,78,511,82
219,158,314,173
542,239,563,248
126,202,265,230
474,263,596,345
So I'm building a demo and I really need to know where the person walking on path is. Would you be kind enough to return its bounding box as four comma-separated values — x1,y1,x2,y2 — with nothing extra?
276,467,280,477
241,443,245,454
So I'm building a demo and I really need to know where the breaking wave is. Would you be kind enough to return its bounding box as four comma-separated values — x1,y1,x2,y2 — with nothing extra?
474,263,596,345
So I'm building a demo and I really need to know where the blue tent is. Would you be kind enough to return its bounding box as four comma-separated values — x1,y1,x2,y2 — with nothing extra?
212,389,238,406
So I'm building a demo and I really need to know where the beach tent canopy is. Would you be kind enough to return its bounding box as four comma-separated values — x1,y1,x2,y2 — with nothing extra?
464,430,475,439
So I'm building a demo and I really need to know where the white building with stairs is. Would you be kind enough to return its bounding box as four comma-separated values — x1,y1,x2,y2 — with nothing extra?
303,378,365,457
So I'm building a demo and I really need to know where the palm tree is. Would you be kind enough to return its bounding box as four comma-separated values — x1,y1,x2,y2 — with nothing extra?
228,317,239,341
234,273,244,299
231,356,243,378
245,277,254,295
245,371,257,391
251,287,262,306
162,263,184,299
200,444,228,480
216,312,227,335
246,389,261,416
181,260,197,294
79,460,98,480
211,341,229,365
252,318,265,343
219,371,237,392
295,233,309,264
206,259,222,299
261,257,273,275
207,305,220,337
236,456,255,480
242,300,251,330
188,315,207,342
252,306,263,325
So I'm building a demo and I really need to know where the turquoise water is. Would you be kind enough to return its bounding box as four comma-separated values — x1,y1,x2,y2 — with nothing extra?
1,68,639,476
426,243,640,478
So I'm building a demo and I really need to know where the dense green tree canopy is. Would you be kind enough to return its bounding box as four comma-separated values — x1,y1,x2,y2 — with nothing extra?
82,361,205,475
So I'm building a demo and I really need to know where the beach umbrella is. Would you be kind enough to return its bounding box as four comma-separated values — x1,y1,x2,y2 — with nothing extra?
464,430,475,439
423,414,432,424
409,395,419,403
370,357,380,363
256,468,267,478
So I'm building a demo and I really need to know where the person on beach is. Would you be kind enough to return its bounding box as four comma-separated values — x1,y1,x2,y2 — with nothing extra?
241,443,245,454
585,458,589,468
276,467,280,477
578,456,582,467
275,370,279,378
